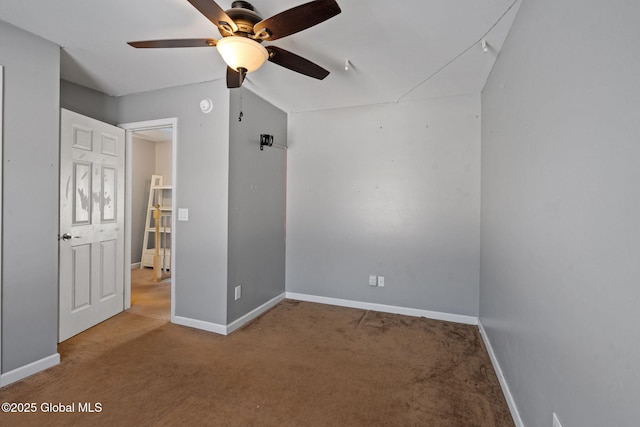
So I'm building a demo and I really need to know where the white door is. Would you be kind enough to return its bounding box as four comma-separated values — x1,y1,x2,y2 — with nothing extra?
59,109,125,342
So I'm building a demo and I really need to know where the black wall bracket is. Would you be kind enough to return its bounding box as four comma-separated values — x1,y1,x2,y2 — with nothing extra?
260,134,274,151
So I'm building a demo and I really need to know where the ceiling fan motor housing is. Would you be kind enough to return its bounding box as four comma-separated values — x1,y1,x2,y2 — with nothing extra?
220,1,263,38
231,1,254,10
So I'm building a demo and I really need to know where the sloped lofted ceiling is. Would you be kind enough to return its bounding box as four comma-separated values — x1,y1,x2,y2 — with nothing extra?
0,0,521,113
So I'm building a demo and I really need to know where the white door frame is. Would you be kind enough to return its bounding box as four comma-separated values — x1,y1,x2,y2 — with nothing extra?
0,65,4,376
119,118,177,321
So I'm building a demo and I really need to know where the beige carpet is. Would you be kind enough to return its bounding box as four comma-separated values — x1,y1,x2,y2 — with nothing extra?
0,287,513,426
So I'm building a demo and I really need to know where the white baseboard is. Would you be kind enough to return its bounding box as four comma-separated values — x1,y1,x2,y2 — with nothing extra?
131,262,141,269
478,320,524,427
0,353,60,387
226,293,286,335
174,293,286,336
173,316,227,335
285,292,478,325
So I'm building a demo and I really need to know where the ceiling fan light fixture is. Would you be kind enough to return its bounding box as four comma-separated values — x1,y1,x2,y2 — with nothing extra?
217,36,268,73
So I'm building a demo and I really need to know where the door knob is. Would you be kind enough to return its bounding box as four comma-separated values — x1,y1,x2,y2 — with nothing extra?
61,233,80,241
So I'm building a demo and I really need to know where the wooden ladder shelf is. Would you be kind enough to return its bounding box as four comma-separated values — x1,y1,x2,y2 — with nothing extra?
140,175,172,280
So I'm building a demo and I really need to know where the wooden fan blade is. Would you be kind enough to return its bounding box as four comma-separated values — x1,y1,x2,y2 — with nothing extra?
253,0,341,41
266,46,329,80
227,66,246,88
128,39,217,48
187,0,238,33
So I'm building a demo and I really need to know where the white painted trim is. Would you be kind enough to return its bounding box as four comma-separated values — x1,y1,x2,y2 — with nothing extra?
174,293,286,336
173,316,227,335
478,320,525,427
227,293,286,335
123,130,133,309
0,353,60,387
285,292,478,325
119,118,177,320
0,65,4,377
131,262,141,269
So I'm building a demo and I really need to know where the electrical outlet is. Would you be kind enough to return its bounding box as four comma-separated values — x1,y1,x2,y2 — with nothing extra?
235,285,242,300
369,275,377,287
552,413,563,427
377,276,385,287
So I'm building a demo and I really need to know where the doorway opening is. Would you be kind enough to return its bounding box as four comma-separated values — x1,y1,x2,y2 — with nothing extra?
120,118,177,323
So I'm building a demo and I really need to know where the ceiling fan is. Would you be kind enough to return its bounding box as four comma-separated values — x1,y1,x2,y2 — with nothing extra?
128,0,341,88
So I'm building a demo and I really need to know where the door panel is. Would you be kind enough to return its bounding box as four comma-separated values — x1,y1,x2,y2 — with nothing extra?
73,125,93,150
101,166,117,222
100,240,118,299
101,133,118,156
71,244,92,312
60,109,125,342
73,161,92,224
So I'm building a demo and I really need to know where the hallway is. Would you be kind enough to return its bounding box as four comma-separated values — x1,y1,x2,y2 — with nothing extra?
127,267,170,321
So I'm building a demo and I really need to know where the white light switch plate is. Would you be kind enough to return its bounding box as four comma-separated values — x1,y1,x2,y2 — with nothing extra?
178,208,189,221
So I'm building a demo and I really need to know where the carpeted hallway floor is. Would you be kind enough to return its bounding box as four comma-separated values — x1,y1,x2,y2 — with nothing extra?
127,267,171,321
0,270,513,426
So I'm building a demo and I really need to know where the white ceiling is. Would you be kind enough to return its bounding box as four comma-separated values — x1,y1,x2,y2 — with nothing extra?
133,128,174,143
0,0,521,113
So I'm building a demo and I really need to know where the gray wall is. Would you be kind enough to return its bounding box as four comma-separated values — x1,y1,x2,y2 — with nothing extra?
480,1,640,426
131,136,156,264
0,20,60,372
60,79,118,125
227,88,286,323
117,81,230,325
287,95,480,316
